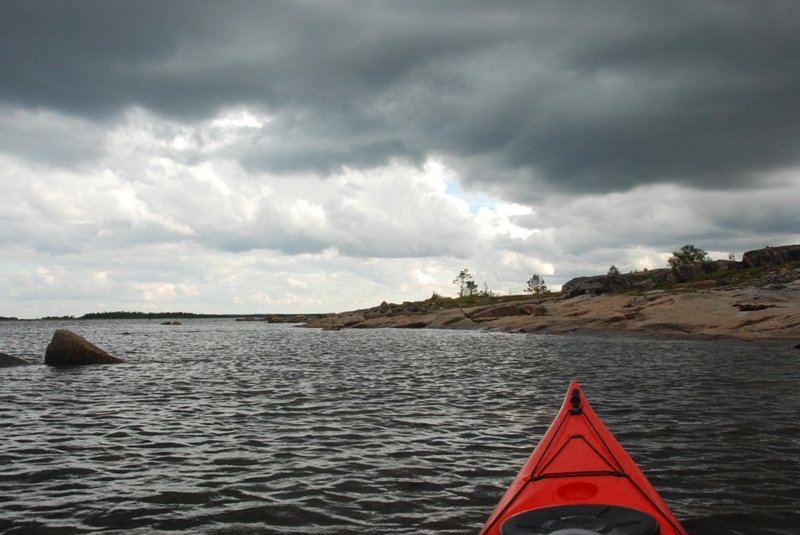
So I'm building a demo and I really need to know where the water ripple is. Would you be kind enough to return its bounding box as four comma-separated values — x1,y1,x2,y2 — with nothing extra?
1,320,798,534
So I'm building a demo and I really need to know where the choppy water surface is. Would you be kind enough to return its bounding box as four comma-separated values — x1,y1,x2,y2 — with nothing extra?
1,320,798,534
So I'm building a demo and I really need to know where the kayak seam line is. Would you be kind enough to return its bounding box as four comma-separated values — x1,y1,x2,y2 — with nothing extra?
581,410,627,474
529,411,570,476
579,409,686,534
536,434,620,476
529,470,625,481
580,409,686,533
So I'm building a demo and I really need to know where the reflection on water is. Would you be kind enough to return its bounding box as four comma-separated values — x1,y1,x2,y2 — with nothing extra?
0,320,798,534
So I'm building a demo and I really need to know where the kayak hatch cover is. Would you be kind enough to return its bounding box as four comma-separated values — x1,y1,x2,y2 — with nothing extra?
478,380,687,535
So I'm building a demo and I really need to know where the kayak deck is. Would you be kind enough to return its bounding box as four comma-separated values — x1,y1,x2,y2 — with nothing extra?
478,380,687,535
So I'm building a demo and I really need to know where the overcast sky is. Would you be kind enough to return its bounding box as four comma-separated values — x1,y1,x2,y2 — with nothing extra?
2,1,799,318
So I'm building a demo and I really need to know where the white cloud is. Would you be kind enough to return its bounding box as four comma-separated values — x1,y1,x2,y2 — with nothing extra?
286,277,308,288
134,281,200,302
212,108,271,130
112,182,197,236
287,198,327,232
1,93,799,317
3,146,799,318
500,251,555,277
36,267,55,286
476,202,536,240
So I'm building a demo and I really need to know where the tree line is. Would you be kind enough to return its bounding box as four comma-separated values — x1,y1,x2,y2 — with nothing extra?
451,268,549,298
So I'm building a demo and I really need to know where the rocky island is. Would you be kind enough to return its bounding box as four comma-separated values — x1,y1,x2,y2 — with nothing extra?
302,245,800,343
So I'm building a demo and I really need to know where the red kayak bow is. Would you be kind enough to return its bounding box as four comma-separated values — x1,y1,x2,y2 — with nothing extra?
479,380,687,535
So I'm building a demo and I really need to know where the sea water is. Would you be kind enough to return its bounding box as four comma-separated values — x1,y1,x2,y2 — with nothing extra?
1,319,798,534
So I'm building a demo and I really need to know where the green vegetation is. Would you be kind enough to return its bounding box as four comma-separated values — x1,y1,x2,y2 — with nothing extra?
444,292,537,307
452,268,476,297
481,281,496,297
607,265,624,291
667,244,710,267
427,289,533,308
524,274,549,295
428,291,446,301
451,268,550,301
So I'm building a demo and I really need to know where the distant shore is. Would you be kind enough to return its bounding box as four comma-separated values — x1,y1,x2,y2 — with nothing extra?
1,312,327,323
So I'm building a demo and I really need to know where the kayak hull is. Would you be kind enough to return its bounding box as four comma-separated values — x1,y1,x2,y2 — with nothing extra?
478,380,687,535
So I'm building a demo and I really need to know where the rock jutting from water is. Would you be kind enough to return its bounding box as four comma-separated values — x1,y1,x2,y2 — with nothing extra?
44,329,124,366
0,352,30,367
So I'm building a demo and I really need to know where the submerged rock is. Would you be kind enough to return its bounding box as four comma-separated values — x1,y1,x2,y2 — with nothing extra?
44,329,123,366
0,352,29,367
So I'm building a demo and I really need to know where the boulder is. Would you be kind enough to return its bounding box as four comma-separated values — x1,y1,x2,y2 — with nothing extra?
401,301,419,313
669,260,743,282
44,329,123,366
710,259,741,272
671,263,706,282
640,269,676,285
742,245,800,268
561,276,611,298
0,352,29,367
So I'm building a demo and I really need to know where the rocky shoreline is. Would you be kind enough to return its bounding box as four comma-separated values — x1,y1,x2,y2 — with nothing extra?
302,245,800,343
302,286,800,342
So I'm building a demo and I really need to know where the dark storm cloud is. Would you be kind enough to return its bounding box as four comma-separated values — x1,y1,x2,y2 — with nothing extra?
2,1,799,193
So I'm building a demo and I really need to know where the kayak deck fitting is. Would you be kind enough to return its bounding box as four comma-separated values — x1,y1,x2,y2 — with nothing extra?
479,380,687,535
